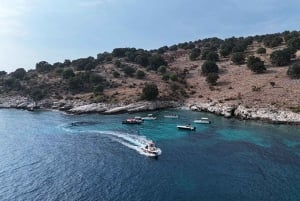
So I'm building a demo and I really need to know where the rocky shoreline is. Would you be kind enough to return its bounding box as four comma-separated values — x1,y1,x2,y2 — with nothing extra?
0,95,300,124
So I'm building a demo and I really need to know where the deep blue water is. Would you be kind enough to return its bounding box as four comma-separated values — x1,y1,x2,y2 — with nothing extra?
0,109,300,201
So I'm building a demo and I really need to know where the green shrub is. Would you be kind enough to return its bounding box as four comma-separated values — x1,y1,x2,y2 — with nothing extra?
256,47,266,54
149,54,167,71
287,37,300,50
247,56,266,73
270,49,291,66
136,70,145,79
114,60,122,68
202,50,219,61
220,43,233,57
4,77,21,90
231,52,245,65
11,68,26,80
287,62,300,79
93,84,104,95
206,73,219,85
55,68,63,75
170,73,178,81
135,54,149,67
90,74,104,84
0,71,7,76
189,48,201,61
123,66,136,76
158,66,167,74
142,83,159,100
30,88,45,102
162,74,170,81
36,61,53,73
263,36,283,47
72,57,96,71
113,71,120,78
169,45,178,51
201,61,219,76
62,68,75,79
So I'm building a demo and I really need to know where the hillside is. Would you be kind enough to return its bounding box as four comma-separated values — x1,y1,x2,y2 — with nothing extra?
1,30,300,113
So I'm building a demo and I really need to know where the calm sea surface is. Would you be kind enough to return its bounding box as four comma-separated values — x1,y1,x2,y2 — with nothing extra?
0,109,300,201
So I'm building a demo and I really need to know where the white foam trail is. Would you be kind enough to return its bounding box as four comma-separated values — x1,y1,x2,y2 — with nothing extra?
62,125,161,156
110,137,162,157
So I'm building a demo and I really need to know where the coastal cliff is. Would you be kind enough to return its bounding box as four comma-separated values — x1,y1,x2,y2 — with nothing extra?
1,95,300,124
187,101,300,124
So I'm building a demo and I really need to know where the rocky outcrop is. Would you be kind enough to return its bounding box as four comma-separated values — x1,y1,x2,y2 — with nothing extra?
0,95,180,114
69,103,109,114
188,101,236,118
0,96,33,109
1,95,300,124
69,101,180,114
234,105,300,124
186,101,300,124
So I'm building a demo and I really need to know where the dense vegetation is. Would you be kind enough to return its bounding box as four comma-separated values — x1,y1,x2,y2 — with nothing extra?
1,30,300,103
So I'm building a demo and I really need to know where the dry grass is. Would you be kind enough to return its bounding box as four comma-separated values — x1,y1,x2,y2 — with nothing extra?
39,43,300,112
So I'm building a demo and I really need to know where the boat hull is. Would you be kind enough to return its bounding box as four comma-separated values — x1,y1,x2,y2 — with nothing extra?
164,115,179,119
176,125,196,131
141,117,157,120
193,120,211,124
141,147,161,157
122,119,143,124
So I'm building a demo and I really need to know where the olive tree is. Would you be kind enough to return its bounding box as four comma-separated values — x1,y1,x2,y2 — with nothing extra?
287,62,300,79
247,56,266,73
201,61,219,76
142,83,159,100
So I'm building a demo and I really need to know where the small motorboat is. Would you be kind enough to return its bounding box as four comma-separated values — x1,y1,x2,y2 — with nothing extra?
134,116,144,121
164,114,179,118
122,118,143,124
141,141,161,157
193,117,211,124
141,114,157,120
177,125,196,131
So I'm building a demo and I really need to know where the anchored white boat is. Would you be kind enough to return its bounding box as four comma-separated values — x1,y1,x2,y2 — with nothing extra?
141,141,161,157
193,117,211,124
122,118,143,124
141,114,157,120
177,125,196,131
134,116,143,121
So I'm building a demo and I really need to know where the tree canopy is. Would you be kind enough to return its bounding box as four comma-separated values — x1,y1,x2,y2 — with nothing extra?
231,52,245,65
287,62,300,79
11,68,26,80
142,83,159,100
206,73,219,85
247,56,266,73
270,49,291,66
201,61,219,76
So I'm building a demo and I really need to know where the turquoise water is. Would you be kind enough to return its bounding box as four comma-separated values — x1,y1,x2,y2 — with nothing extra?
0,108,300,201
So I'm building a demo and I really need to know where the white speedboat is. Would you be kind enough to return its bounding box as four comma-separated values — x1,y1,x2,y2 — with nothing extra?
164,114,179,118
141,141,161,157
134,116,144,121
177,125,196,131
122,118,143,124
193,117,211,124
141,114,157,120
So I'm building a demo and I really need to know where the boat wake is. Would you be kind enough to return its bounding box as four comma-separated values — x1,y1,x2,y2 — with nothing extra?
95,130,162,157
61,124,161,157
